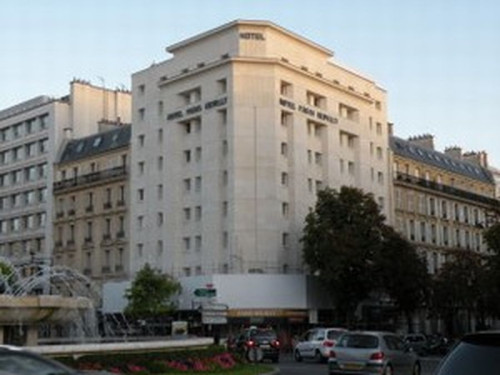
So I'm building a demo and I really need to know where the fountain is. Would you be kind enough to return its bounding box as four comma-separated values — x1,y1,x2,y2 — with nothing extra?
0,257,99,346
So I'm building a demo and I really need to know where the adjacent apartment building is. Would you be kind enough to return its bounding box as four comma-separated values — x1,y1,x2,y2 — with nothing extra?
391,134,499,274
0,80,131,266
120,20,392,320
53,123,131,283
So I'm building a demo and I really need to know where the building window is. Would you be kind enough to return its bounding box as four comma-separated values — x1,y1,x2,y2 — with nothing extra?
195,147,202,162
223,231,228,248
157,184,163,200
157,212,163,226
184,150,191,163
281,172,288,186
195,206,202,221
184,178,191,193
348,161,355,175
281,142,288,157
282,202,289,218
138,134,145,147
138,108,145,120
314,152,322,166
158,156,163,171
137,189,144,201
282,232,289,248
217,78,227,95
183,237,191,251
195,176,202,192
338,103,359,121
184,207,191,221
377,171,384,184
222,201,228,217
281,111,292,127
280,81,293,97
316,180,323,192
138,161,145,175
195,235,202,251
306,91,326,109
158,101,164,116
376,122,382,135
137,216,144,230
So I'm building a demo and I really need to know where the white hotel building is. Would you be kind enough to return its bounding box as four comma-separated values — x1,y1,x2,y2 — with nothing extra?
0,80,131,266
127,20,391,319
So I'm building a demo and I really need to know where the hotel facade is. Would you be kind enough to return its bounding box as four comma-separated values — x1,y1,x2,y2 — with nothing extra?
119,20,392,320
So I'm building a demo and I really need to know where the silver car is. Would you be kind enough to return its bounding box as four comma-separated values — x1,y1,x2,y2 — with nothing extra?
328,331,420,375
294,327,347,362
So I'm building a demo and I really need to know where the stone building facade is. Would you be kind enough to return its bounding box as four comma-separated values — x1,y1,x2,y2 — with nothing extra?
53,124,131,282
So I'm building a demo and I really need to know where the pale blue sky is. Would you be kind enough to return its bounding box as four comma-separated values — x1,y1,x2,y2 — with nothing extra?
1,0,500,165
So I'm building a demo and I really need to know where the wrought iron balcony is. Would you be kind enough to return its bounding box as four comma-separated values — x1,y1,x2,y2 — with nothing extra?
53,166,127,191
103,202,112,210
394,171,500,207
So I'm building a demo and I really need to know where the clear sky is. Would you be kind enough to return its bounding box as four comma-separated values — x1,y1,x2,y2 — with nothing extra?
2,0,499,165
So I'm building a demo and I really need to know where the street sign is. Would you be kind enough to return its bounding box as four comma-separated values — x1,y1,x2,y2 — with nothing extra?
194,288,216,297
201,303,228,325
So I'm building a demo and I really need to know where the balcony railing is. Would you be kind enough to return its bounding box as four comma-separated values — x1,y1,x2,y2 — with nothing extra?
83,268,91,276
103,202,112,210
395,172,500,207
116,200,126,207
115,265,124,272
116,230,125,239
102,266,111,274
68,208,75,216
53,166,127,191
85,205,94,213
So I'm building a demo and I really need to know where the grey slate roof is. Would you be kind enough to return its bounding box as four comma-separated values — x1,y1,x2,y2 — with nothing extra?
390,136,494,185
59,124,131,164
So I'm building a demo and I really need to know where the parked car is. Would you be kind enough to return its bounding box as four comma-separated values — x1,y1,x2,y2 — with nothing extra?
403,333,428,356
294,327,347,362
433,331,500,375
328,331,420,375
0,345,115,375
234,327,280,363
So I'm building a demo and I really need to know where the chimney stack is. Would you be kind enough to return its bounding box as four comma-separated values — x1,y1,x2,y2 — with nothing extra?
407,134,434,150
463,151,488,168
444,146,462,160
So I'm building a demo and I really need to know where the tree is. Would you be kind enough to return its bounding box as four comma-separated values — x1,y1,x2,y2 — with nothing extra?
302,186,386,325
124,263,181,319
482,222,500,318
430,251,484,336
375,228,430,332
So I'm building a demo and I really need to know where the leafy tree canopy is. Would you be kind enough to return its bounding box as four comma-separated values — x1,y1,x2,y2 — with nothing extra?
124,263,181,319
302,186,386,323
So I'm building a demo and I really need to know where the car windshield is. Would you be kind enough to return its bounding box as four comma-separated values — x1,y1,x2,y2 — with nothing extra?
338,334,379,349
436,341,500,375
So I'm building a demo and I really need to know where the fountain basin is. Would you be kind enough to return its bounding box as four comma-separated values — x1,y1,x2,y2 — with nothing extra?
0,295,93,324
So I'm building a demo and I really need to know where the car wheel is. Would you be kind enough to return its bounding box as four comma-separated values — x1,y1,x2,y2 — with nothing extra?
294,349,303,362
383,365,393,375
413,362,421,375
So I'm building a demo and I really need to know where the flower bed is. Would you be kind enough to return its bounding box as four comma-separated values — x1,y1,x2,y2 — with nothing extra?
57,346,251,374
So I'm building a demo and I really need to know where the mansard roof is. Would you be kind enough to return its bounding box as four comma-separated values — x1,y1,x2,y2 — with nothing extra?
59,124,131,164
390,136,494,185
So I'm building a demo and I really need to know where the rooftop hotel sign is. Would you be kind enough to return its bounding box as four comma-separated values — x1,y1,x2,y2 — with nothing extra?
239,32,265,41
279,98,338,125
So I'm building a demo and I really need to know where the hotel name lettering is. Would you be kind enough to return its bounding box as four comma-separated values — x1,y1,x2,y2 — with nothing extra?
239,32,265,40
279,98,338,124
167,97,228,121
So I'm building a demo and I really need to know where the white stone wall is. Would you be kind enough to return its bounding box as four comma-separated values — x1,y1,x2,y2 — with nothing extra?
130,20,391,281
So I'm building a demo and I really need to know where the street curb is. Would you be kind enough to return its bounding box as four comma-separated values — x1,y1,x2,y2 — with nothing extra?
261,367,280,375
